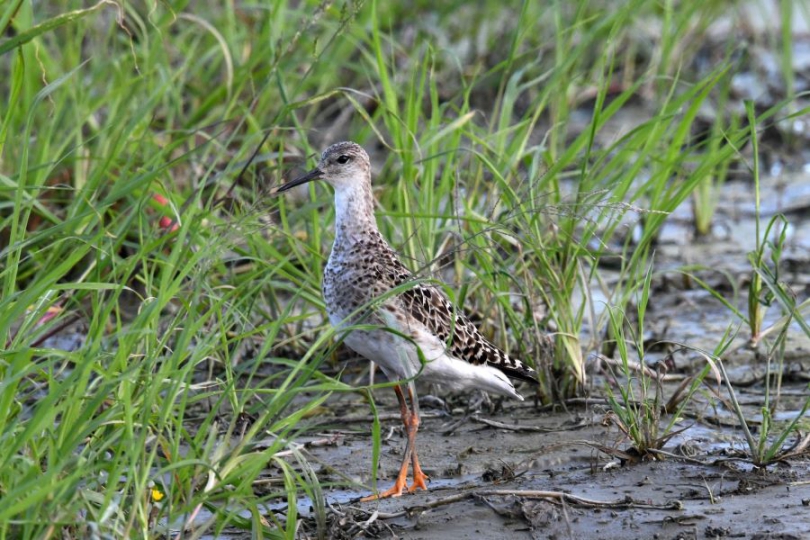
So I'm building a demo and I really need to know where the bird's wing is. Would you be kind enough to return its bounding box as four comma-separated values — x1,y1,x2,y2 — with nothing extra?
373,241,538,384
399,283,538,384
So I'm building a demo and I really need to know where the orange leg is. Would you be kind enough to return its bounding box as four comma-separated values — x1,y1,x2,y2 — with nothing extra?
361,385,429,500
405,385,429,493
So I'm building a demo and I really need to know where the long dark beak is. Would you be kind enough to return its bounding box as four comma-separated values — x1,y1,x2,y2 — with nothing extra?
274,168,323,194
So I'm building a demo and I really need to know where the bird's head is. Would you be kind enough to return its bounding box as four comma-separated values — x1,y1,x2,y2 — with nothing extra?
275,141,370,194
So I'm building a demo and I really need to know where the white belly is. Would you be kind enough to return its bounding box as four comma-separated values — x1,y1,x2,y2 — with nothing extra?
332,313,522,399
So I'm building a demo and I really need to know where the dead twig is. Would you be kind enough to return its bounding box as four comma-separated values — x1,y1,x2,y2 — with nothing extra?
475,489,684,510
348,488,682,520
310,411,447,427
346,493,470,519
470,416,559,432
470,415,592,433
593,354,686,382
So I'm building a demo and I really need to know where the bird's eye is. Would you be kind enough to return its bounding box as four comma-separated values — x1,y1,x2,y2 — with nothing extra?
336,155,351,164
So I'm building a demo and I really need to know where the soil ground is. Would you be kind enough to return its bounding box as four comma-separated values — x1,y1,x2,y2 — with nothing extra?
302,402,810,539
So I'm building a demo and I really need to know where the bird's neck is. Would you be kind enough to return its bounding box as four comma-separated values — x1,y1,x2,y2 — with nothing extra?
333,181,378,247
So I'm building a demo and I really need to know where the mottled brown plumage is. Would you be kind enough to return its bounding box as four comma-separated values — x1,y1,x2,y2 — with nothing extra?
323,227,537,384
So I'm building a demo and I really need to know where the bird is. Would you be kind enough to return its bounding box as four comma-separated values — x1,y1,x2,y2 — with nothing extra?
275,141,538,500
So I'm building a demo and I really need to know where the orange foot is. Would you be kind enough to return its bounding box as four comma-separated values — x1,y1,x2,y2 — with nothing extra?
360,476,408,501
408,470,429,493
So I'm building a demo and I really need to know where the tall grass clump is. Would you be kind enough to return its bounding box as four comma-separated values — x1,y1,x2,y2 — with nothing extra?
0,1,361,537
602,263,731,458
709,104,810,466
